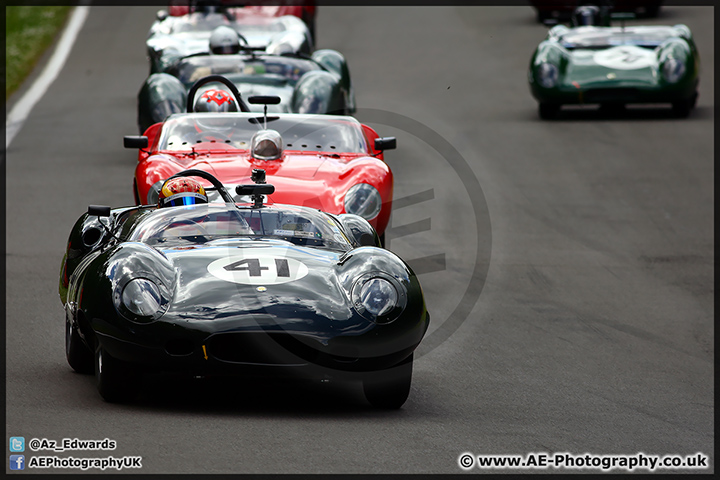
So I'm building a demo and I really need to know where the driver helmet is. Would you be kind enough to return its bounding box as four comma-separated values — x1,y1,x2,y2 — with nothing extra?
251,130,283,161
209,25,242,54
571,5,603,27
194,0,222,14
158,177,208,207
194,87,238,113
194,87,238,133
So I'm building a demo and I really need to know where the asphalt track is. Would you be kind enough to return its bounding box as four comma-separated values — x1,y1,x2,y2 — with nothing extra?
5,5,714,475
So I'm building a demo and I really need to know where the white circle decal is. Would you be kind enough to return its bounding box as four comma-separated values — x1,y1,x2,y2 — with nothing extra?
207,250,309,285
593,46,656,70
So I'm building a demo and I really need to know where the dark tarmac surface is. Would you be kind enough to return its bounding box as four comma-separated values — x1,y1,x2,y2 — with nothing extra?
5,6,713,474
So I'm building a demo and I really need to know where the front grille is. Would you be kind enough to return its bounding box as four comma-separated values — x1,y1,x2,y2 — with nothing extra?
207,332,322,365
584,88,639,103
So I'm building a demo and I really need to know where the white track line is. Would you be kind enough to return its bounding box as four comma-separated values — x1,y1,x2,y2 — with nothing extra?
6,6,90,149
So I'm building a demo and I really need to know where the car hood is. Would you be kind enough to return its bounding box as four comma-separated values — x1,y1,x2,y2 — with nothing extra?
563,46,659,87
166,152,327,179
158,241,362,335
149,152,374,213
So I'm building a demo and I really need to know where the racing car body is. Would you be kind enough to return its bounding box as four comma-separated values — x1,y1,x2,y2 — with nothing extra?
529,19,700,118
147,6,313,75
138,44,355,132
128,98,394,237
530,0,662,23
60,171,428,408
166,1,317,39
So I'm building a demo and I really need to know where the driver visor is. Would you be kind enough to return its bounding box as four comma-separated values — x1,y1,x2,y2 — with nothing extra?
161,192,207,207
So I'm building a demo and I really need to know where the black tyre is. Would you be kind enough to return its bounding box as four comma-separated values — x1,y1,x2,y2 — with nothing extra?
672,95,695,118
95,346,138,403
305,17,316,45
65,322,94,374
133,179,141,206
690,91,699,109
538,102,560,120
362,354,413,409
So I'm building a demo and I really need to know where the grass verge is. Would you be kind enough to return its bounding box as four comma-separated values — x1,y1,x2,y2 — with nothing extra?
6,6,73,100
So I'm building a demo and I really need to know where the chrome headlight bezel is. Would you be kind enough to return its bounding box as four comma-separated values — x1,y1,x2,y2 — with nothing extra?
537,62,559,88
351,272,407,325
662,57,686,84
113,275,171,323
344,183,382,221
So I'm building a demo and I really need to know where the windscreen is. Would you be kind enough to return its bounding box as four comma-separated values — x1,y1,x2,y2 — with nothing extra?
175,55,320,86
170,13,233,33
559,26,677,49
130,204,352,251
157,113,367,153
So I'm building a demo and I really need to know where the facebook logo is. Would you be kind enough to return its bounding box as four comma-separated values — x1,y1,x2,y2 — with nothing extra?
9,437,25,452
9,455,25,470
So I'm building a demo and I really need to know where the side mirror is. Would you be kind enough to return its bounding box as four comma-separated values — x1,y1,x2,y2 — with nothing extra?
611,12,636,21
236,184,275,208
124,136,148,149
248,95,282,105
88,205,111,217
374,137,396,151
235,185,275,196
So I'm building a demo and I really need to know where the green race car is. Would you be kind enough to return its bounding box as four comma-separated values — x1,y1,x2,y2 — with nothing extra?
528,13,700,119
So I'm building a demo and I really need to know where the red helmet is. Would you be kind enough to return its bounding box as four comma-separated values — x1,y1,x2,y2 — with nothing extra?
158,177,208,207
194,88,238,113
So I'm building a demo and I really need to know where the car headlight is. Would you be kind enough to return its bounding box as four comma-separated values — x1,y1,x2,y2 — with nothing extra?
344,183,382,221
537,62,559,88
351,273,407,325
114,277,170,323
662,58,686,84
147,180,164,205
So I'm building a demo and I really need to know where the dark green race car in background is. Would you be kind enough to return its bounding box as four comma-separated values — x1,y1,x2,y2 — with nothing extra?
528,14,700,119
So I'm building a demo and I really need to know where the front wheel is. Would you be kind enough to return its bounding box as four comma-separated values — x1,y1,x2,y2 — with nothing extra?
133,179,141,205
95,346,138,403
66,322,94,374
362,354,413,409
538,102,560,120
672,93,696,118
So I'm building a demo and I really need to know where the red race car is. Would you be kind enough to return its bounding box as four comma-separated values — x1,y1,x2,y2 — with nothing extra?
167,0,316,39
124,76,395,238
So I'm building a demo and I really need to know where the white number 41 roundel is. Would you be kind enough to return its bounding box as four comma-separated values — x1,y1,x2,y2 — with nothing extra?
207,251,309,285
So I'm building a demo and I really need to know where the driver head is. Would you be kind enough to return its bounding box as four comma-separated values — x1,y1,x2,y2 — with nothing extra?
194,87,238,113
251,129,283,161
571,5,602,27
194,88,238,133
158,177,208,208
209,25,242,54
